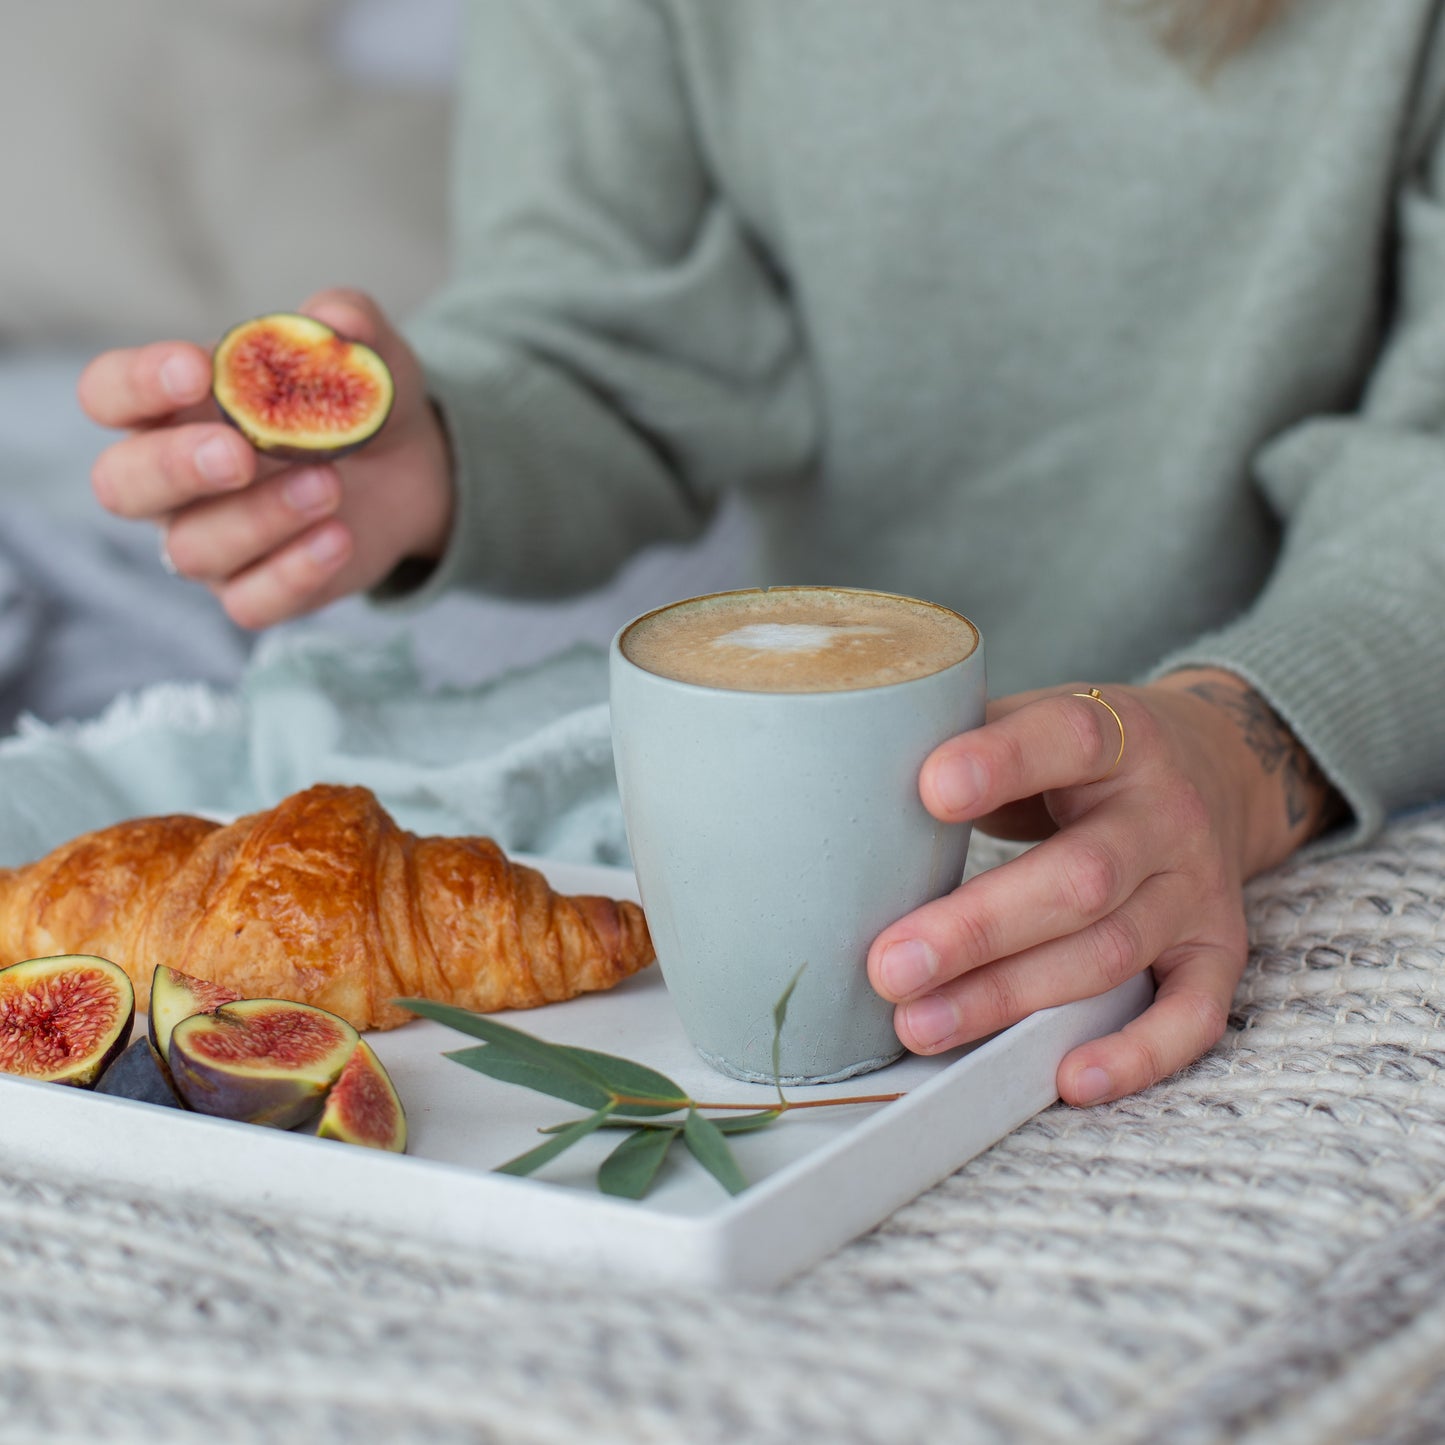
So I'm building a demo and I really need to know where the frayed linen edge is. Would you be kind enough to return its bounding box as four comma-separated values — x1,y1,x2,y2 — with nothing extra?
4,682,244,756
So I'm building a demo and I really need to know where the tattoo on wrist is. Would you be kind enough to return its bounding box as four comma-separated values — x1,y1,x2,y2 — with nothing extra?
1182,680,1342,834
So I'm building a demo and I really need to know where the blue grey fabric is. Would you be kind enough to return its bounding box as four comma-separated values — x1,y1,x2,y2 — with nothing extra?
0,502,253,733
0,631,622,870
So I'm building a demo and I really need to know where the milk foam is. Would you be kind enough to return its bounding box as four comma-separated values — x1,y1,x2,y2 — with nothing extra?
622,588,977,693
711,623,888,655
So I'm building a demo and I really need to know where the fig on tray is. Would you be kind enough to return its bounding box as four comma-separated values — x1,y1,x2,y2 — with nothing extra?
0,954,134,1087
97,1036,183,1109
211,312,394,461
314,1041,408,1153
169,998,359,1129
148,963,243,1060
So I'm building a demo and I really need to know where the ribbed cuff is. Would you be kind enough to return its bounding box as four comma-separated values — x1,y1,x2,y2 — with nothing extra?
367,364,486,615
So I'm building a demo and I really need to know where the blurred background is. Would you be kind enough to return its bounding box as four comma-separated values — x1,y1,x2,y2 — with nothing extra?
0,0,750,732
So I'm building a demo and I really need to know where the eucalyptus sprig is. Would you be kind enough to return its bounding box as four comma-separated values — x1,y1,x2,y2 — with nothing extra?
395,976,903,1200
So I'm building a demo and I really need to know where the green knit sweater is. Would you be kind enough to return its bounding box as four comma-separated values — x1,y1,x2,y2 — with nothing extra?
404,0,1445,845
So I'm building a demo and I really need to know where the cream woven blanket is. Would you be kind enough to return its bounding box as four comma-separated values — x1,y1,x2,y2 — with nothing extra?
3,805,1443,1444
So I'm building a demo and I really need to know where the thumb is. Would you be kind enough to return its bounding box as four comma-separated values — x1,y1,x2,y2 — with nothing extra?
298,287,393,354
296,288,417,407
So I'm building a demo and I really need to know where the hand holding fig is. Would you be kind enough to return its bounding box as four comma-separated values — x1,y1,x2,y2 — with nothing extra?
78,288,455,629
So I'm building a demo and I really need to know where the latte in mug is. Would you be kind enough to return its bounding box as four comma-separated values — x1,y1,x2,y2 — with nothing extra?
621,586,978,693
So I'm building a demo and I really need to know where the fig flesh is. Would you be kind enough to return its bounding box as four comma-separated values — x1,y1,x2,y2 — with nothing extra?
148,964,243,1061
314,1041,407,1152
97,1036,183,1109
211,312,394,461
169,998,359,1128
0,954,134,1087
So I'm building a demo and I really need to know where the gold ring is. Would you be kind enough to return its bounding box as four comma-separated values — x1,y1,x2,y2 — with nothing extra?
1070,687,1125,775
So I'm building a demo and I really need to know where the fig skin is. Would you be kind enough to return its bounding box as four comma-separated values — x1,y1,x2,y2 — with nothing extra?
148,964,243,1061
314,1041,407,1153
169,997,359,1129
96,1036,183,1109
212,312,395,462
0,954,134,1088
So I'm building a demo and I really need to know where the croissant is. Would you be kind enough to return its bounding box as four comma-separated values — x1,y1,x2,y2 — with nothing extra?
0,783,653,1031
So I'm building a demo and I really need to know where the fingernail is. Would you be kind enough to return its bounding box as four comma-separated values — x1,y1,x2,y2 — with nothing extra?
934,756,987,814
1074,1066,1113,1105
306,526,349,565
160,353,207,403
283,468,336,514
195,437,240,486
901,995,958,1050
879,938,938,996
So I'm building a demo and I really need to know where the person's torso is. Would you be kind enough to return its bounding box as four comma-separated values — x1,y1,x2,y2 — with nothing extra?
667,0,1443,691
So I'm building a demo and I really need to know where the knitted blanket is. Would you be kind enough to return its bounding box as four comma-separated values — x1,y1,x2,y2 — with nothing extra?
3,805,1443,1445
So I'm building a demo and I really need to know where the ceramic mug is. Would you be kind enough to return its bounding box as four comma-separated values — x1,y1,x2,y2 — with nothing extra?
609,586,986,1085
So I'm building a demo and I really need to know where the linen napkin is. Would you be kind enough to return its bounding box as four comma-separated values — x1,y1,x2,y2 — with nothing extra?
0,631,625,870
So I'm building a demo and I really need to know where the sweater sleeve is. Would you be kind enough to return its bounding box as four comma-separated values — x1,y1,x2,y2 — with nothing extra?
390,0,815,606
1149,94,1445,846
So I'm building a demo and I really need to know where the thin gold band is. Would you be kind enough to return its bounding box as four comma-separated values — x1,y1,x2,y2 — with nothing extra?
1071,687,1125,774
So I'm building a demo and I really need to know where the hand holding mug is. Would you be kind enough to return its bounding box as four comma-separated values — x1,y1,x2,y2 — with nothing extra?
869,666,1342,1105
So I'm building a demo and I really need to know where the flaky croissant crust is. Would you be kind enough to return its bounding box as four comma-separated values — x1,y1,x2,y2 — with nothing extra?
0,784,653,1030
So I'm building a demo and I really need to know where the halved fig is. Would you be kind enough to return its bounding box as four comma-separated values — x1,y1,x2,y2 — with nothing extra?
315,1042,407,1153
148,964,243,1061
170,998,358,1128
211,312,394,461
97,1036,183,1109
0,954,134,1087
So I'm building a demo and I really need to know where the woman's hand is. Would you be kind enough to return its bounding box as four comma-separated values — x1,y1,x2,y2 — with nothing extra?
867,667,1343,1105
77,289,454,629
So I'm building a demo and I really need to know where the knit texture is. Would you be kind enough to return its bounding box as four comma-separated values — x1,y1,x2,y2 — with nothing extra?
4,805,1443,1444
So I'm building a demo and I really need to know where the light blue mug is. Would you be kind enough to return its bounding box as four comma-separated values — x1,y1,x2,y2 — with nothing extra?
610,586,986,1085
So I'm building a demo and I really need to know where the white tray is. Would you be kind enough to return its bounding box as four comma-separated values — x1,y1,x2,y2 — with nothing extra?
0,857,1152,1290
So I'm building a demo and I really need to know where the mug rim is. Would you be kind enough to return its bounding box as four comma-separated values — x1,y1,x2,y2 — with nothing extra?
612,585,982,698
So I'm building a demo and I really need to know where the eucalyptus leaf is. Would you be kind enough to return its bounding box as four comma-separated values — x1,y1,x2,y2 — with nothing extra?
710,1109,782,1135
446,1046,611,1112
547,1111,776,1135
773,966,805,1033
683,1109,749,1196
540,1117,677,1134
598,1127,680,1199
495,1106,613,1177
445,1043,682,1117
559,1045,688,1110
772,964,807,1104
397,997,612,1093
